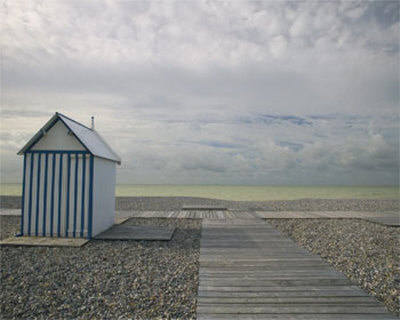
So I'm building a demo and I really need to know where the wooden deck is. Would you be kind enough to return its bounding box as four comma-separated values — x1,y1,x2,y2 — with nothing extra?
118,210,259,220
116,210,400,226
0,236,88,247
2,209,398,226
93,225,175,240
255,211,400,226
197,218,397,320
182,205,228,211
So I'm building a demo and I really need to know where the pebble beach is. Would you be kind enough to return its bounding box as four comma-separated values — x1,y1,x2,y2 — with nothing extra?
1,216,201,319
1,195,399,211
1,196,399,318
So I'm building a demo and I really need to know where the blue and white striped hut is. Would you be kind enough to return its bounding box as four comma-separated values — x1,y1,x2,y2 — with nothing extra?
18,112,121,239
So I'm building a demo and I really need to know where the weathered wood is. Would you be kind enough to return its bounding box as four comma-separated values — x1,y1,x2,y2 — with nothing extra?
200,275,347,281
199,267,335,272
0,236,88,247
200,258,325,264
197,304,390,314
199,258,326,264
197,314,398,320
198,285,368,292
200,248,310,253
112,210,400,226
199,279,352,287
198,296,377,304
197,290,370,298
254,211,400,227
199,270,343,276
197,217,395,319
93,225,175,240
201,238,293,242
182,205,227,210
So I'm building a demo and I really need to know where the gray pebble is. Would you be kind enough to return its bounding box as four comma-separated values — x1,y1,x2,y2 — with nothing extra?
1,217,200,319
268,218,400,316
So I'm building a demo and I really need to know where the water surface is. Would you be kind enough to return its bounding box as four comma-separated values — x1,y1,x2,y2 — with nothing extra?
1,184,398,201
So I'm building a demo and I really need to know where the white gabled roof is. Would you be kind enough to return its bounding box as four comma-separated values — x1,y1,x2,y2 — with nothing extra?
18,112,121,164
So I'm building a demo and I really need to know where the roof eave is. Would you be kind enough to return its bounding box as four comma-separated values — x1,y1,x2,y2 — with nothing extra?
91,130,122,164
94,154,122,165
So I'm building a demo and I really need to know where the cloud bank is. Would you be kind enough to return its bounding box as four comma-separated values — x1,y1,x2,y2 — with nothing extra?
1,1,399,185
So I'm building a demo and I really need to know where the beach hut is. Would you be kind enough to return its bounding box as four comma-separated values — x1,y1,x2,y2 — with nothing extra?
17,112,121,239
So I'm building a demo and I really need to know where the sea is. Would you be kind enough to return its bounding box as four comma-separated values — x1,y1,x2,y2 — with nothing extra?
0,184,398,201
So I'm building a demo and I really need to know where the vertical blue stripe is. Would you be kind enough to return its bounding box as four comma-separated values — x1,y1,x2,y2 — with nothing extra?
57,153,63,237
20,155,27,236
27,153,35,236
42,153,49,236
73,154,79,238
80,155,86,237
50,153,56,237
65,154,71,237
35,153,41,236
88,155,94,239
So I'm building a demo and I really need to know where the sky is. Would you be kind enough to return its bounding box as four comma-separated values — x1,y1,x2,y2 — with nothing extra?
1,0,399,186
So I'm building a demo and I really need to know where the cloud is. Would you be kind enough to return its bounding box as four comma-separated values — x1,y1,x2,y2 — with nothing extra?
108,113,398,185
1,110,398,185
259,115,313,127
1,0,399,185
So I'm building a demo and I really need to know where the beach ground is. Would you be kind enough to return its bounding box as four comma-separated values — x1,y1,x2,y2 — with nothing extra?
1,197,399,318
1,195,399,211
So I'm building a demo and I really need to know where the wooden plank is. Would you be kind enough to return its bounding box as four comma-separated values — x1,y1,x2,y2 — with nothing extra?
200,248,309,253
93,225,175,240
200,234,288,239
200,270,343,275
197,290,370,298
200,270,340,276
198,285,368,292
197,296,377,304
200,275,347,281
199,279,352,287
197,314,398,320
181,205,227,210
0,236,88,247
197,217,395,318
201,239,294,243
365,215,400,226
197,304,390,314
200,257,315,262
200,267,335,273
200,258,321,263
200,251,320,261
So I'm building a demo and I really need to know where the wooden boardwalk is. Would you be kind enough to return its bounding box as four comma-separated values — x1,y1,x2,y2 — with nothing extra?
197,219,397,320
256,211,400,226
115,210,400,226
2,209,398,226
117,210,259,220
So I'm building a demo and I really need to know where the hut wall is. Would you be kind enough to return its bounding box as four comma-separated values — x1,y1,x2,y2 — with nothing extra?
21,151,92,237
92,157,116,237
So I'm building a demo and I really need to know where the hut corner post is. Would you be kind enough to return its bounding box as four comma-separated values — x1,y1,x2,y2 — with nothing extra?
87,154,94,239
17,154,27,237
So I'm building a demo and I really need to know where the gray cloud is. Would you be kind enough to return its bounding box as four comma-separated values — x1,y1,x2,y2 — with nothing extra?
1,0,399,186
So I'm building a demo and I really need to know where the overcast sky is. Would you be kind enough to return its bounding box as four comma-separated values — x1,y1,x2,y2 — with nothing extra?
1,0,399,185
